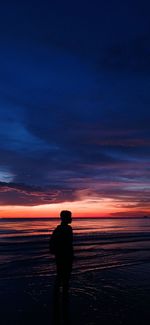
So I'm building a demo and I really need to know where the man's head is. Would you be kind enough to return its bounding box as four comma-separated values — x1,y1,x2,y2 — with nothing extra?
60,210,72,224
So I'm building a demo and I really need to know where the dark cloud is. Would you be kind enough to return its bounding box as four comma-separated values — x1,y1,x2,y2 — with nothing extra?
101,35,150,73
0,181,76,206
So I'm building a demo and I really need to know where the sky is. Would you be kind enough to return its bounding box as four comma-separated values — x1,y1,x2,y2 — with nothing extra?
0,0,150,217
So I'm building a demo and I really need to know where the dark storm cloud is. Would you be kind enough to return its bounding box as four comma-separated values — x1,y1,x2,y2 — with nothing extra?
0,0,150,211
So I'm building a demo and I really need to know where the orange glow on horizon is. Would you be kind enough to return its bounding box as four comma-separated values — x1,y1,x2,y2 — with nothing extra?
0,198,150,218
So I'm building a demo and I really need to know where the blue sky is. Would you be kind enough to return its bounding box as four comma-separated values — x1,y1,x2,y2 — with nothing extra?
0,0,150,216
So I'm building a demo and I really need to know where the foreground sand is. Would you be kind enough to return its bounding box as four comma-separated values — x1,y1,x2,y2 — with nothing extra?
1,262,150,325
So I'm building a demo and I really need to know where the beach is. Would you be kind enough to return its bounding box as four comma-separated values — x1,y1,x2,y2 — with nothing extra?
1,218,150,325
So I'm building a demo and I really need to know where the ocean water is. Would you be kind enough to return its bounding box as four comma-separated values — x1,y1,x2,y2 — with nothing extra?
1,217,150,280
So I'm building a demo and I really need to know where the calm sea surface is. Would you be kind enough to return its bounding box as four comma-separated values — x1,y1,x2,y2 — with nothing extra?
0,218,150,279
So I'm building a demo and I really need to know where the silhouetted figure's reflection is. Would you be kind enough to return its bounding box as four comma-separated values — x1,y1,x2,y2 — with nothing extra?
49,210,73,325
53,286,70,325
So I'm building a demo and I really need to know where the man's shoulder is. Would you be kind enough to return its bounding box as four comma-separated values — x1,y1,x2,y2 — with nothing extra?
53,225,61,233
63,224,72,231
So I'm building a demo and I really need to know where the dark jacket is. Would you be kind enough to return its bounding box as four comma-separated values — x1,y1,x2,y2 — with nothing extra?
49,223,73,260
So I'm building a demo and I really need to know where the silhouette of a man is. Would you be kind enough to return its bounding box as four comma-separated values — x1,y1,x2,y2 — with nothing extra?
50,210,73,297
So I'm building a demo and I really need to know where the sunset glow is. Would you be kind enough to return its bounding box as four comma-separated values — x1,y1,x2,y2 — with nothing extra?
0,197,150,218
0,0,150,219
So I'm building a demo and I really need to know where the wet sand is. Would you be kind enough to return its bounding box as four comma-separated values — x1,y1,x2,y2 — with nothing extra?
1,218,150,325
1,262,150,325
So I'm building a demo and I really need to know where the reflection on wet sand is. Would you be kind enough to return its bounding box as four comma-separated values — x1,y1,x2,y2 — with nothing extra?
52,284,71,325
